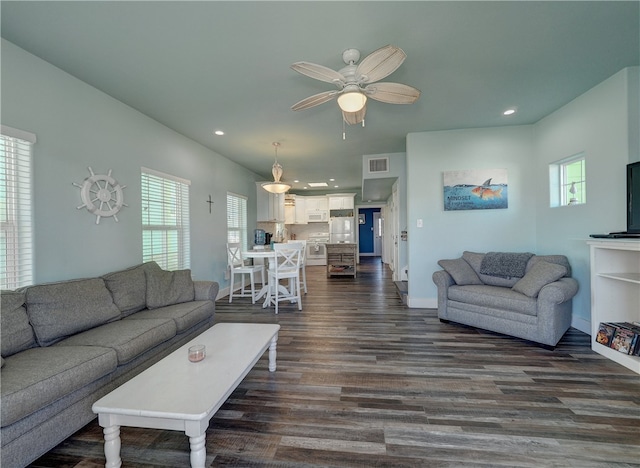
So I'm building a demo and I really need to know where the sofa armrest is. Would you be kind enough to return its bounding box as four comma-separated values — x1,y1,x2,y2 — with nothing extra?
537,277,579,304
432,270,456,320
194,281,220,302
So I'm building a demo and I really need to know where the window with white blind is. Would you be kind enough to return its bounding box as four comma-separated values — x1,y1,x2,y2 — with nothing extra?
1,126,35,289
227,192,248,251
141,167,190,270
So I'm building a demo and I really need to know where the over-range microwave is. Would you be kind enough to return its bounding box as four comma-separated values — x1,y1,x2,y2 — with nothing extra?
307,210,329,222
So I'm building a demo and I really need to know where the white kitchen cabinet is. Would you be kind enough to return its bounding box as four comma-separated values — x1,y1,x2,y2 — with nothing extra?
588,239,640,374
328,194,355,210
256,183,285,222
284,195,307,224
305,196,328,211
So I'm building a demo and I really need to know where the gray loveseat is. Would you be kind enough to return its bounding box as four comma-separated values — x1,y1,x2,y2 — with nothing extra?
1,261,219,468
432,251,579,348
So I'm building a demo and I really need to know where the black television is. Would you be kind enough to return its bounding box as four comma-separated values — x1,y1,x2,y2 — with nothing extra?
628,161,640,234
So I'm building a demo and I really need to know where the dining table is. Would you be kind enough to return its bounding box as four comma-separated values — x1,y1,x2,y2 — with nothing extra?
242,247,299,308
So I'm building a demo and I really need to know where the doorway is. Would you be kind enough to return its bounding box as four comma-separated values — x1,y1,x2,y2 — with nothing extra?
358,207,381,257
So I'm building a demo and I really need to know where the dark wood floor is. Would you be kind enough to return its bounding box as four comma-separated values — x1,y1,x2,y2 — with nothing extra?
31,258,640,467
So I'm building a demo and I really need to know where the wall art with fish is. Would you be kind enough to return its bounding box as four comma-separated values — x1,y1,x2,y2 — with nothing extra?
443,168,508,211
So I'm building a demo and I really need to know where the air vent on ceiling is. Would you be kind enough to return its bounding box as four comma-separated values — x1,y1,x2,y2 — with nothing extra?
368,157,389,173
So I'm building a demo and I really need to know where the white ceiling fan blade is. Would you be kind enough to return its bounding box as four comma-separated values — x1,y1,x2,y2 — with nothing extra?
342,104,367,125
365,82,421,104
356,45,406,84
291,90,339,111
291,62,346,86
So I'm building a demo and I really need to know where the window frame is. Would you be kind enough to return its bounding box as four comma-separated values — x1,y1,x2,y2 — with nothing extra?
141,167,191,271
226,192,248,252
1,125,35,289
549,153,586,207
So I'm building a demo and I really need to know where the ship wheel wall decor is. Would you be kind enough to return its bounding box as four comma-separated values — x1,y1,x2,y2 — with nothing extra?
73,167,127,224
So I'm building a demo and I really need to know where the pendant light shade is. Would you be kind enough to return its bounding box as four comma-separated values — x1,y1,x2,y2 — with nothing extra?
262,142,291,194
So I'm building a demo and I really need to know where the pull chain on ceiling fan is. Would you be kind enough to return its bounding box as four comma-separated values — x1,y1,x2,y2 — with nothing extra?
291,45,421,126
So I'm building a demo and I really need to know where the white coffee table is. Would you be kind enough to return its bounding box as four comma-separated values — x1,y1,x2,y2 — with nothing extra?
92,322,280,468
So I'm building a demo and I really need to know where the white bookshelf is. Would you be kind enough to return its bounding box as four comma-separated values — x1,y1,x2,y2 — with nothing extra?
588,239,640,374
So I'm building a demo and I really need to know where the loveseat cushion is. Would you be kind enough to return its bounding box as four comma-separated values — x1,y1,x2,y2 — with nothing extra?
448,284,537,316
0,345,117,427
103,261,162,317
125,300,214,333
527,255,572,277
26,278,121,346
145,268,195,309
512,261,567,298
54,318,177,365
437,258,482,285
1,290,37,356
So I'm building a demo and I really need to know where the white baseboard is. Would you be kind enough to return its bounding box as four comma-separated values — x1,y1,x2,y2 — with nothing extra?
571,316,591,335
407,296,437,309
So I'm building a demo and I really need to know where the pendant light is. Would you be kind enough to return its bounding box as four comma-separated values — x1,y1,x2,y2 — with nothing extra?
261,142,291,194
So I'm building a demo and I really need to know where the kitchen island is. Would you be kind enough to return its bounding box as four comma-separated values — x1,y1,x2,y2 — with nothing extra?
326,243,357,278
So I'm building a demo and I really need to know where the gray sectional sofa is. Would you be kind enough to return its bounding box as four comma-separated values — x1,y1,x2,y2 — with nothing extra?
432,251,579,348
1,261,219,468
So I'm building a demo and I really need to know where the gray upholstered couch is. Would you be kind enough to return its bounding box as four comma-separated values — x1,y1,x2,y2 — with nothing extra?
432,251,579,348
1,261,219,468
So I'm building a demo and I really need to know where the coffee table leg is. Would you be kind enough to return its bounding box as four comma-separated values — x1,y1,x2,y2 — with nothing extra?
269,333,278,372
103,425,122,468
189,433,206,468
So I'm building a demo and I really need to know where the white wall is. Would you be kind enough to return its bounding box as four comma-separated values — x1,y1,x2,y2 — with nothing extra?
1,39,260,288
534,67,639,332
406,125,536,307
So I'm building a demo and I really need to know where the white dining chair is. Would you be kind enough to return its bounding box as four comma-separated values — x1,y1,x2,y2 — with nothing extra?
227,243,265,304
266,243,303,314
287,240,308,294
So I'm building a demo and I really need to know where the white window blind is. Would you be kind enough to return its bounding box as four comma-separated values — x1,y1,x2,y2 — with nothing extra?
141,167,190,270
1,126,35,289
227,192,248,251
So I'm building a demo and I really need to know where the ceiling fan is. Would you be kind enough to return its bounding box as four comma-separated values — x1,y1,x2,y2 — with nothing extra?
291,45,421,125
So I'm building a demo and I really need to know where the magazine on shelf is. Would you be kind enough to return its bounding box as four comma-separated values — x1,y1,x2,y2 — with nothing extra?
598,322,640,356
595,322,616,347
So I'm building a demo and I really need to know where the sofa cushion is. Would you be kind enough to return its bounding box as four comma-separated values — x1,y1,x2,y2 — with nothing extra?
103,261,162,317
1,290,37,356
145,268,195,309
26,278,122,346
55,318,177,365
512,261,567,298
438,258,482,285
0,346,117,427
125,300,214,333
527,255,572,277
448,284,537,316
462,251,520,288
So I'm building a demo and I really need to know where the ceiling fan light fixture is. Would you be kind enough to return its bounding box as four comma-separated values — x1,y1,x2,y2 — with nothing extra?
337,91,367,112
261,142,291,194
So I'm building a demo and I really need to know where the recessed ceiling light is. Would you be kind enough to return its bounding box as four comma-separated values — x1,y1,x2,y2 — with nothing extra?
303,187,308,190
293,180,300,183
308,182,328,187
213,130,225,136
329,178,335,182
334,185,339,188
503,108,517,116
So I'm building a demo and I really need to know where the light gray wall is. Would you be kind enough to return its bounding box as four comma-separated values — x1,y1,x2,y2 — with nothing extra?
406,67,639,335
1,39,260,288
406,125,536,308
534,67,639,331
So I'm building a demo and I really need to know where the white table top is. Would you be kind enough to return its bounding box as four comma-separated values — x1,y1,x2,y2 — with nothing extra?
92,323,280,421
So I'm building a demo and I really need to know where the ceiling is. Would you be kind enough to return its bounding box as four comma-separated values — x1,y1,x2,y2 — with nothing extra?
1,1,638,200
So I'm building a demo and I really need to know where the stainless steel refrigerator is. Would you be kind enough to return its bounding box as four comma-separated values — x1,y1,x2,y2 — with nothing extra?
329,216,355,243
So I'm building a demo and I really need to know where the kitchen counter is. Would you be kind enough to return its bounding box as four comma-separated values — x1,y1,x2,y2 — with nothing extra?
326,243,357,278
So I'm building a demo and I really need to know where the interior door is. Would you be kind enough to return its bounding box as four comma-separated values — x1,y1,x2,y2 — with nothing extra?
373,212,382,256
